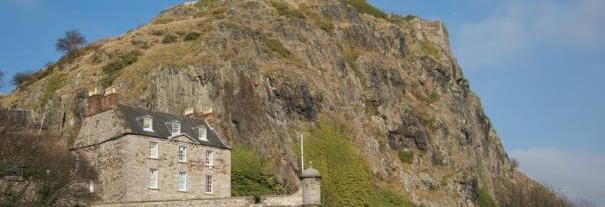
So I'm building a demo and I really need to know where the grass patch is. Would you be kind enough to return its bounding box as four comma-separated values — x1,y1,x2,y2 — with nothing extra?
40,73,66,104
263,38,291,57
231,146,280,200
302,6,334,32
345,0,387,19
369,186,416,207
162,33,179,44
271,1,305,19
478,186,497,207
304,119,414,206
398,150,414,164
342,48,367,86
183,32,201,41
100,50,142,88
420,40,440,59
151,16,175,25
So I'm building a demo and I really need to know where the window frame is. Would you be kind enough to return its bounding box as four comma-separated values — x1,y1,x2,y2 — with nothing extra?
143,117,153,132
178,171,187,192
205,174,214,194
149,168,158,189
205,150,214,166
149,141,159,159
198,125,208,141
178,146,187,162
171,122,181,136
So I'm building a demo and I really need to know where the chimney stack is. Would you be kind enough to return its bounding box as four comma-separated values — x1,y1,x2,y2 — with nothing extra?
86,86,118,117
200,107,216,124
86,88,102,117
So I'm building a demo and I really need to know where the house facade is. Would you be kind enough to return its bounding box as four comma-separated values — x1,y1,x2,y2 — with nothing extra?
73,90,231,204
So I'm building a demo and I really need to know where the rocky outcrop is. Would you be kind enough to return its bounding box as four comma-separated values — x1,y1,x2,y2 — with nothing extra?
1,0,520,206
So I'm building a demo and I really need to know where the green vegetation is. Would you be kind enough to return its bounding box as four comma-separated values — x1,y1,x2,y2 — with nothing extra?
478,186,497,207
370,187,416,207
162,33,179,44
345,0,387,19
151,16,175,25
398,150,414,164
100,50,142,88
304,119,414,206
301,7,334,32
40,73,66,104
420,40,439,59
271,1,305,19
231,146,280,199
342,48,367,86
183,32,201,41
263,38,291,57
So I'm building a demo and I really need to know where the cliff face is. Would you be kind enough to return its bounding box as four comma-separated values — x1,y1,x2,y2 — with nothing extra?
1,0,518,206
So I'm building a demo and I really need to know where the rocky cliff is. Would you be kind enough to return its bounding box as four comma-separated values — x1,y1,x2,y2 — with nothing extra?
1,0,525,206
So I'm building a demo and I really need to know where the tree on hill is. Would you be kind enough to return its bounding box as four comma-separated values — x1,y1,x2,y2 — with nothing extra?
0,70,5,87
11,71,34,87
55,30,87,55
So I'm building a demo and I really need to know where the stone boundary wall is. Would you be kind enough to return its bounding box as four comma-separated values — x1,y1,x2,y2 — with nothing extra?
260,189,303,207
92,196,255,207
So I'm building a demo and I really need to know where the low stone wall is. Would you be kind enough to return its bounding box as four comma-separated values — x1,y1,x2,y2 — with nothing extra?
92,197,255,207
260,190,303,207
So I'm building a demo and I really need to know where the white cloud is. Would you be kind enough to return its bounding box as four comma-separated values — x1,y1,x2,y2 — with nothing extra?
455,0,605,69
511,148,605,206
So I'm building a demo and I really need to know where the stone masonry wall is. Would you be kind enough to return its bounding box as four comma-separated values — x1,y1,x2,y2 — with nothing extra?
77,137,128,202
121,134,231,202
74,109,125,148
92,197,254,207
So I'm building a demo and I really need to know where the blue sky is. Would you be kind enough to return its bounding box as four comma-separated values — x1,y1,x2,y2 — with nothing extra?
1,0,604,205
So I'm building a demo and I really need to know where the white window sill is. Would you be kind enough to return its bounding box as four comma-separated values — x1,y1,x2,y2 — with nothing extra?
177,190,188,193
148,187,159,191
205,192,214,195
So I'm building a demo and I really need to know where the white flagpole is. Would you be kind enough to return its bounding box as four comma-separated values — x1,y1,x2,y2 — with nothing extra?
300,133,304,174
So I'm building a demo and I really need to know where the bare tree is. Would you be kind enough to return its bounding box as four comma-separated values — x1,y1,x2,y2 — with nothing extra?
0,70,5,87
0,123,97,206
11,71,34,87
55,30,87,54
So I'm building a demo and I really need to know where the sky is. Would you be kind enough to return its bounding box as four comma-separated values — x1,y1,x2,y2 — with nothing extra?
0,0,604,205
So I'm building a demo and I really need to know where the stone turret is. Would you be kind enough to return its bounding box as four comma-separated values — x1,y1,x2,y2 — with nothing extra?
301,166,321,207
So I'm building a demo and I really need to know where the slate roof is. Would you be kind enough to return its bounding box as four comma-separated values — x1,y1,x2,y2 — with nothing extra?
115,104,230,150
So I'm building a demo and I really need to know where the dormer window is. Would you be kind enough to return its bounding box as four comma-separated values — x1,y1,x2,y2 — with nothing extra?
198,125,207,141
171,122,181,136
143,117,153,132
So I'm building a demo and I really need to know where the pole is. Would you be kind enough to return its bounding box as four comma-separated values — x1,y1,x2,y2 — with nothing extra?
300,133,304,174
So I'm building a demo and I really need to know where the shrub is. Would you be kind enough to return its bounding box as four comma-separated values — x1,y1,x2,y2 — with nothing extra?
12,72,34,87
231,146,279,199
151,17,174,25
345,0,387,19
162,33,179,44
183,32,201,41
40,73,66,104
100,50,142,87
303,7,334,32
271,1,305,19
398,150,414,164
478,187,497,207
369,186,416,207
263,38,291,57
420,40,439,59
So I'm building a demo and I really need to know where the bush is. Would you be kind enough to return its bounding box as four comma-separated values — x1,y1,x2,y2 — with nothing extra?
12,72,34,87
398,150,414,164
231,146,279,199
263,38,291,57
56,30,87,55
478,187,497,207
271,2,305,19
345,0,387,19
183,32,201,41
162,33,179,44
100,50,142,87
40,73,66,104
420,40,439,59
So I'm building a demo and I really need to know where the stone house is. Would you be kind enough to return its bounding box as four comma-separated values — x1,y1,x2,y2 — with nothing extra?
73,88,232,204
73,88,322,207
